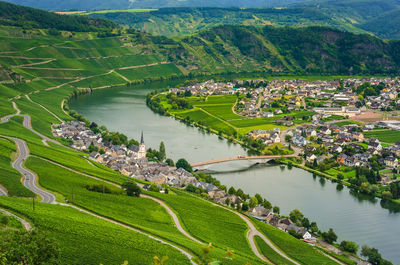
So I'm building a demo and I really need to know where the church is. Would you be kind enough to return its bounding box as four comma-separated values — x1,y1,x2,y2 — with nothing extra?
127,131,146,160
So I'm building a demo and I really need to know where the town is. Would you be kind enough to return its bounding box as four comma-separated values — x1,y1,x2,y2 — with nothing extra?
165,77,400,200
53,120,323,244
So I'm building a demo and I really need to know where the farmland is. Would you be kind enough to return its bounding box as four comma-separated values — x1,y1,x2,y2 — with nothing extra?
157,94,312,141
0,197,190,265
364,129,400,144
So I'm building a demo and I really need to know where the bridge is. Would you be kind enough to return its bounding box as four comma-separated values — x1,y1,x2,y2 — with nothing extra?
191,154,298,168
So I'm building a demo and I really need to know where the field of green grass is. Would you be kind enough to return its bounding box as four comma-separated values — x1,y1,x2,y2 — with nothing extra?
148,189,263,264
164,94,310,138
0,197,190,265
254,236,295,265
117,63,182,81
255,220,338,265
364,129,400,144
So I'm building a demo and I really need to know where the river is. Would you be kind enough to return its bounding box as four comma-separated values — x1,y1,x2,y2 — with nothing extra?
70,83,400,264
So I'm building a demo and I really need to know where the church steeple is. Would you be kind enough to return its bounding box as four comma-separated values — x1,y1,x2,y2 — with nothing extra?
138,131,146,159
140,131,144,145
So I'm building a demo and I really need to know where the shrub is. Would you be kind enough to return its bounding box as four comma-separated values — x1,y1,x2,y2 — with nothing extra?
122,182,141,197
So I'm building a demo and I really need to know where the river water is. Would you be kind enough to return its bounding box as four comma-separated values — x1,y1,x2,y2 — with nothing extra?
70,83,400,264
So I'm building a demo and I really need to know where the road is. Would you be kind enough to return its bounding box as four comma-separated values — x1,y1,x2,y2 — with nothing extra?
11,138,56,204
1,101,61,146
0,185,7,196
0,208,32,231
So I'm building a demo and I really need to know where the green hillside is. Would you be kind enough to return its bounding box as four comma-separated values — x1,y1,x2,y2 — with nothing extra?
86,7,363,37
0,1,117,32
2,0,306,10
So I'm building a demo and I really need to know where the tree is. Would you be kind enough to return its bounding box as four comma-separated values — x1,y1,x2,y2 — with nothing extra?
382,191,393,201
289,209,304,223
149,184,159,192
241,202,249,211
321,228,337,244
301,217,310,229
337,173,344,181
360,245,391,265
310,222,319,234
122,181,141,197
165,158,174,166
249,197,258,208
176,158,192,172
255,193,263,204
340,240,359,254
159,142,166,161
273,206,280,215
228,187,236,195
285,135,292,142
0,229,60,265
262,199,272,210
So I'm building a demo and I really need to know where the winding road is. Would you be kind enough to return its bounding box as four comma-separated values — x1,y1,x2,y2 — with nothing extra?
11,138,56,203
7,141,197,264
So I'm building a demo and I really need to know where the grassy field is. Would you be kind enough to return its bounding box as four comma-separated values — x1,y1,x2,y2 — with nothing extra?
255,220,338,265
148,189,262,264
165,94,310,138
254,236,295,265
0,197,190,265
117,63,182,81
364,129,400,144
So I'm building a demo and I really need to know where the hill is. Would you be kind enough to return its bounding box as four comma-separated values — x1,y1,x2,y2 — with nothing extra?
2,0,306,10
360,9,400,39
0,1,117,32
86,7,365,37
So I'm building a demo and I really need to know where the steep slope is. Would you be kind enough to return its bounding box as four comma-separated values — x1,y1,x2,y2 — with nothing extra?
87,7,362,37
181,25,400,75
0,1,117,32
361,9,400,39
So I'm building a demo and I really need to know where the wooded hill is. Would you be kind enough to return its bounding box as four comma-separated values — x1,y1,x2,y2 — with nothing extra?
0,1,117,32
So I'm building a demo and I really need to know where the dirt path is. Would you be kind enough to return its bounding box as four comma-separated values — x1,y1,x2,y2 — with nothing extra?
10,150,196,264
118,61,168,70
33,156,204,246
25,95,64,123
0,208,32,231
13,59,55,68
59,202,196,264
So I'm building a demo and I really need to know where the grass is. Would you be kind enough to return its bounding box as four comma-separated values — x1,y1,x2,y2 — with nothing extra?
332,120,363,126
147,189,262,264
116,63,182,81
325,168,356,179
15,97,60,139
364,129,400,144
25,156,261,264
254,220,338,265
254,236,295,265
0,210,24,230
173,108,237,135
0,196,191,265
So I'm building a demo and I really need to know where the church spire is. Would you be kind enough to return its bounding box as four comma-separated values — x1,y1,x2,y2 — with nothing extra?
140,131,144,145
